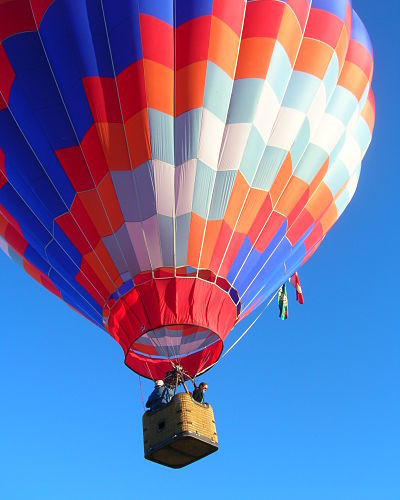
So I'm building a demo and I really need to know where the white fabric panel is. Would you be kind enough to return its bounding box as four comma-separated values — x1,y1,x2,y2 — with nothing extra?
338,134,362,174
312,114,345,154
152,160,174,217
253,80,280,142
218,122,252,171
175,159,196,216
126,216,163,270
142,215,163,269
198,108,225,170
268,107,305,150
307,84,327,138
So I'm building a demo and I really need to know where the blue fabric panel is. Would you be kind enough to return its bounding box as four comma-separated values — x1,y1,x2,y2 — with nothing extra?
139,0,174,25
174,109,201,165
0,184,51,262
24,245,52,276
351,10,373,55
233,219,288,295
266,42,292,102
4,33,80,149
282,71,321,112
102,0,143,74
327,87,358,124
53,223,82,268
175,0,213,27
52,273,103,326
240,237,292,309
240,126,266,184
192,161,213,219
0,109,75,220
203,62,233,122
290,118,310,167
227,236,252,285
295,144,328,184
208,170,236,220
311,0,348,21
148,109,174,165
41,0,114,77
227,79,264,124
323,55,340,98
158,214,174,267
111,164,156,222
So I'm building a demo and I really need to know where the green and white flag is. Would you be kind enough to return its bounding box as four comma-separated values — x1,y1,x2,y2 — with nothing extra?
278,284,288,320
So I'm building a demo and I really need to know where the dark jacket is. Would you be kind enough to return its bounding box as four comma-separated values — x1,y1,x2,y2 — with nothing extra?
192,387,204,404
146,385,173,412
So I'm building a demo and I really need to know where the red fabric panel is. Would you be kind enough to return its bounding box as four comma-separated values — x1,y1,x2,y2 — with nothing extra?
286,0,310,31
305,9,343,49
176,17,211,70
242,1,285,39
0,0,36,42
212,0,245,37
139,14,174,69
55,146,94,192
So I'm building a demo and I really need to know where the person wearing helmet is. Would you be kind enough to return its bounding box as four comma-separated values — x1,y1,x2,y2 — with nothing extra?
145,380,173,412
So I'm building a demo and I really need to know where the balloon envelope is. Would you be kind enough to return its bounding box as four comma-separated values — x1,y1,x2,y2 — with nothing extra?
0,0,375,379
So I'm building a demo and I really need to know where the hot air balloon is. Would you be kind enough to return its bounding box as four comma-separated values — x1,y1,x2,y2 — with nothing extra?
0,0,374,466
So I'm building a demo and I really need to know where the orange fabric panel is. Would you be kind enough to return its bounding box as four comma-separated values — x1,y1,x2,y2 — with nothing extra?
235,37,275,80
94,122,131,170
187,212,206,267
143,59,174,115
81,241,120,296
338,62,369,101
276,176,308,217
295,38,334,79
97,173,124,233
199,220,222,268
269,154,292,205
78,189,114,238
361,97,375,133
309,157,329,196
236,188,268,234
175,61,207,116
125,109,152,168
224,171,248,229
335,26,350,71
320,203,338,235
208,16,239,78
306,182,333,220
278,5,303,66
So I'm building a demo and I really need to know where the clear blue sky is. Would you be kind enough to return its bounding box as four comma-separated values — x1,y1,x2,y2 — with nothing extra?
1,2,399,499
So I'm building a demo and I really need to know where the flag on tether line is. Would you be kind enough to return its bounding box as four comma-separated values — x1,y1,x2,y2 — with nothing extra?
278,284,288,320
289,272,304,304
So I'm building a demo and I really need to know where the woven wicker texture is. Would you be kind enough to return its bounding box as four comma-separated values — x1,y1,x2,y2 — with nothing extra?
142,393,218,468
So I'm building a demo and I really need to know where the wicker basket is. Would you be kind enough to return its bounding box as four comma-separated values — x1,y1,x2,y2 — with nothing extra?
142,392,218,468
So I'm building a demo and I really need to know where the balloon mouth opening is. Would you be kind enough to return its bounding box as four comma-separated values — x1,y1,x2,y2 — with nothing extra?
125,327,224,380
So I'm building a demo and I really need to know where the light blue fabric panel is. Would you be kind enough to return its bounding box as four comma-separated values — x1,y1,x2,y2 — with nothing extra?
266,41,292,102
208,170,236,220
203,61,233,122
191,161,214,218
295,144,328,184
240,126,266,184
148,109,174,164
227,78,264,124
174,108,202,166
282,71,321,113
252,145,287,191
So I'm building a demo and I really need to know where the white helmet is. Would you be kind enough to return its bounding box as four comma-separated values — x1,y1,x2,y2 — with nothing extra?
155,380,164,387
